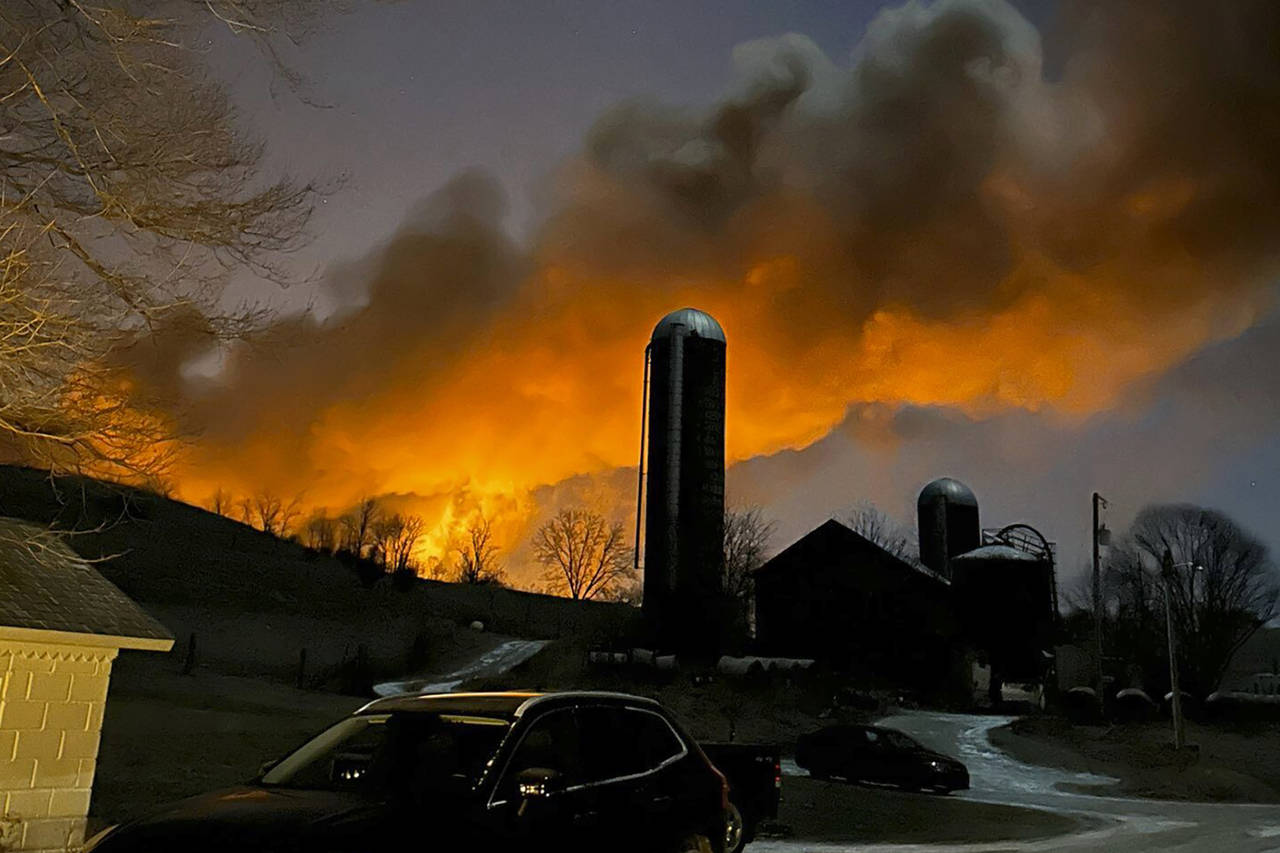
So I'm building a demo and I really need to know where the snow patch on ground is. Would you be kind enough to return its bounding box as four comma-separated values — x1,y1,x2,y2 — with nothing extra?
371,639,549,697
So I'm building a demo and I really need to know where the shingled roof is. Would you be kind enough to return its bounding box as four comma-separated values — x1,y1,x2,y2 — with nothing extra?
0,517,172,650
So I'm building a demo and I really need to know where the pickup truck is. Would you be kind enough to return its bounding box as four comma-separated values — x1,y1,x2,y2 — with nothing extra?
702,743,782,853
83,691,729,853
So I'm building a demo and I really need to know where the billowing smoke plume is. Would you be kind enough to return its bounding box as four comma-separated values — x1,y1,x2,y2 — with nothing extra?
124,0,1280,581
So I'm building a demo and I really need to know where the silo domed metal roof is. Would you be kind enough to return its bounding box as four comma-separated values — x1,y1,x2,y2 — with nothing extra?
650,307,726,344
918,477,978,507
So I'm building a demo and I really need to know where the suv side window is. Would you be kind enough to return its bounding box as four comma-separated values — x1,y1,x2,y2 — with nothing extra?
500,708,583,797
576,707,637,782
576,707,685,784
628,709,684,771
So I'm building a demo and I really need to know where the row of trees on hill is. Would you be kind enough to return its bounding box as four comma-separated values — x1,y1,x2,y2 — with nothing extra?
200,485,938,612
205,489,504,586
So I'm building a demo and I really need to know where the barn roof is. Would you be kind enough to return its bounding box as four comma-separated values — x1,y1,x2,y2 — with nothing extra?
0,518,172,650
755,518,948,584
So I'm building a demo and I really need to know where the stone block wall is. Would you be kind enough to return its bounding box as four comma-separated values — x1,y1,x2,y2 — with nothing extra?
0,642,115,853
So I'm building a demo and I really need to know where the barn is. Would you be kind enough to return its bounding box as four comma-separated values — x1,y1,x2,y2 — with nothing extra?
752,519,958,687
752,478,1059,700
0,519,172,852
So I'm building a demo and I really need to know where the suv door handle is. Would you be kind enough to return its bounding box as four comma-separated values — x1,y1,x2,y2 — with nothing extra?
650,795,673,811
573,810,601,826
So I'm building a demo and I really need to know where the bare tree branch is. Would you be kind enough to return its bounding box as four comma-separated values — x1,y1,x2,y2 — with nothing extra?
534,508,635,601
847,501,916,562
453,513,504,586
0,1,318,482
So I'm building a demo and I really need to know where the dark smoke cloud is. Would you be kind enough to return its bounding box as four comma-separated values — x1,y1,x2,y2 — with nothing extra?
728,313,1280,580
120,0,1280,575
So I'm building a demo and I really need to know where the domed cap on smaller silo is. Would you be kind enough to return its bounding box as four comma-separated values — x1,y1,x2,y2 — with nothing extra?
918,477,978,510
650,307,726,344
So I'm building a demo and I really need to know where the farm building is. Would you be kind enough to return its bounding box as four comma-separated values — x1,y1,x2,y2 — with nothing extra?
753,478,1059,699
752,519,958,687
0,519,172,853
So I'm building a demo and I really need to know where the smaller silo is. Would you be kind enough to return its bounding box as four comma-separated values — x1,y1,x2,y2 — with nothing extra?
917,477,980,578
950,543,1056,688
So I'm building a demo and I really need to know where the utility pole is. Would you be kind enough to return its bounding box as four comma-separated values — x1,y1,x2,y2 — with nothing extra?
1092,492,1108,708
1162,549,1201,751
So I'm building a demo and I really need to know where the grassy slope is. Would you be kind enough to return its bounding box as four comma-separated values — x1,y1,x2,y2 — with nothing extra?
989,716,1280,803
91,655,364,829
0,465,639,686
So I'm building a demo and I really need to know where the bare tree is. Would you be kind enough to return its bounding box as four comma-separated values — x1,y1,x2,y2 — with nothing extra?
372,513,426,573
206,488,232,517
246,490,301,538
339,497,379,559
454,514,504,585
237,497,255,527
847,502,916,562
723,506,774,608
1106,504,1279,697
534,509,636,600
303,512,338,553
0,3,316,482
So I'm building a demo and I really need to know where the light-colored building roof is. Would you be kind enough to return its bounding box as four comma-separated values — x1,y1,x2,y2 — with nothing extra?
951,543,1041,562
0,517,172,650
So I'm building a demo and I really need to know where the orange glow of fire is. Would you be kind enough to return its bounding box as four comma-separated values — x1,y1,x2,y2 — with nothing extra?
161,246,1268,586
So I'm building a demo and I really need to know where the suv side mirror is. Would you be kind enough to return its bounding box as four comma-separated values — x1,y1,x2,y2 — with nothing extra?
257,759,279,779
514,767,563,800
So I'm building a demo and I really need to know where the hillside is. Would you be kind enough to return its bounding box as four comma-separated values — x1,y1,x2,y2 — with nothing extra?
0,465,639,687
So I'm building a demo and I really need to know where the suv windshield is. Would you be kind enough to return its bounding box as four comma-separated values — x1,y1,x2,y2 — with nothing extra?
261,713,511,795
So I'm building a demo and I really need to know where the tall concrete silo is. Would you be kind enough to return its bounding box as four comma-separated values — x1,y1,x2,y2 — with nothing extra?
637,307,726,652
917,477,980,578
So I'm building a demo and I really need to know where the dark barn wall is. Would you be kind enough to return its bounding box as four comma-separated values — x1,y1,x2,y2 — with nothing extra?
642,310,727,653
754,521,958,688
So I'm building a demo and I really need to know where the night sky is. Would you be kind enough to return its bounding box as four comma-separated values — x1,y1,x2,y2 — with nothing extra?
158,0,1280,592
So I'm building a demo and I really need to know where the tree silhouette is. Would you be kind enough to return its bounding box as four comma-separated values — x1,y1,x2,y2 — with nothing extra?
0,3,314,480
454,514,504,585
534,508,635,600
1105,504,1278,697
847,502,916,562
723,506,774,608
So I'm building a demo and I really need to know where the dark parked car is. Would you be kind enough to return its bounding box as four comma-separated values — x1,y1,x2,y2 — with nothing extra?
701,743,781,853
795,725,969,793
83,692,728,853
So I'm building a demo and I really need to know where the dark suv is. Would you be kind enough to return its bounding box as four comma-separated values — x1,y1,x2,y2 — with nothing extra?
795,724,969,793
84,691,726,853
